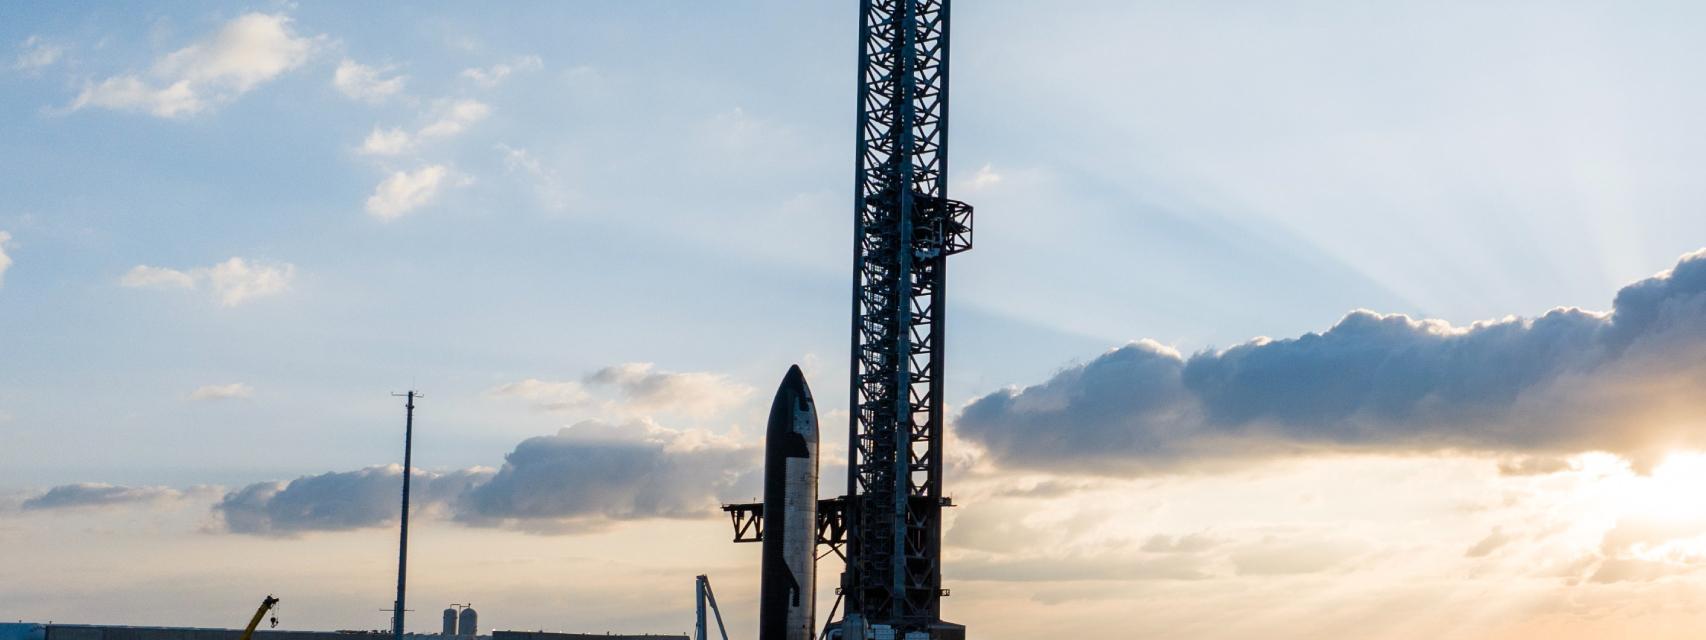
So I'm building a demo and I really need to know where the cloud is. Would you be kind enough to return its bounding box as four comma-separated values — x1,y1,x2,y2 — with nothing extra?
958,163,1002,193
1465,527,1512,558
70,13,316,118
1496,456,1573,477
953,554,1215,582
120,264,195,289
22,483,181,510
0,231,12,287
493,363,754,417
14,36,63,72
360,127,411,155
332,59,404,103
203,258,295,305
357,100,489,157
584,363,753,416
458,419,758,525
416,99,490,139
498,144,572,211
460,55,542,88
1578,514,1706,583
366,165,452,219
122,258,295,306
959,248,1706,473
1141,533,1220,554
490,378,591,412
1228,538,1359,576
214,420,757,535
216,465,492,536
190,383,253,401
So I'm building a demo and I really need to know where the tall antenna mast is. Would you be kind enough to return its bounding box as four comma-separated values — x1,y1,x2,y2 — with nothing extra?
391,390,421,640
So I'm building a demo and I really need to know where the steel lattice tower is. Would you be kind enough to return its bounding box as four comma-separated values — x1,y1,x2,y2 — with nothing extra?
842,0,971,635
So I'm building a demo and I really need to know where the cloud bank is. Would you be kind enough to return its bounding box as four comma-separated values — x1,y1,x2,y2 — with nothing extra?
23,483,182,510
959,249,1706,473
216,465,490,535
214,419,757,536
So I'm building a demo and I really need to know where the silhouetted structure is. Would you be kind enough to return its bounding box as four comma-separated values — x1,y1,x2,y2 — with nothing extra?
724,2,971,638
392,391,420,640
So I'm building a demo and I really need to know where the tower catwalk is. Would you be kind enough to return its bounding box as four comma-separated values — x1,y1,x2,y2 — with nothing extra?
841,0,971,637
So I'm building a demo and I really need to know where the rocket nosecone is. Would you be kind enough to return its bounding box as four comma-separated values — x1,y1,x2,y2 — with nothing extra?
759,365,819,640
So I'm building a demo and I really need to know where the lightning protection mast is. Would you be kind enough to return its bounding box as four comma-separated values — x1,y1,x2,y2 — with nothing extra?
841,0,972,638
392,390,420,640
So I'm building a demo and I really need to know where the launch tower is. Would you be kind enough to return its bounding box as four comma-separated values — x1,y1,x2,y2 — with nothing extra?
840,0,970,637
724,1,970,638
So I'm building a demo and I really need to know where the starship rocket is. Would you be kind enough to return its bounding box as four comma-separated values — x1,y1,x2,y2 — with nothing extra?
759,365,819,640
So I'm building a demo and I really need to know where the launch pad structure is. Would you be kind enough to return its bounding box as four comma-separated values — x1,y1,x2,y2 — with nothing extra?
724,1,972,639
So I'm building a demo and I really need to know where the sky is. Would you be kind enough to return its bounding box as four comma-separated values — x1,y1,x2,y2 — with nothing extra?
6,2,1706,638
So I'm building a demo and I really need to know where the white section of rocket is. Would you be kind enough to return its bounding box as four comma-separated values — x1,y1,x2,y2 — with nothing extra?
758,365,819,640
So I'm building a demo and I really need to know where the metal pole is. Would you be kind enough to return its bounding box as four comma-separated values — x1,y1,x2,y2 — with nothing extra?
695,576,708,640
393,391,417,640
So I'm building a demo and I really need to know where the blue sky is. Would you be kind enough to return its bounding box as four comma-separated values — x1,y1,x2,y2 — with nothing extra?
9,2,1706,638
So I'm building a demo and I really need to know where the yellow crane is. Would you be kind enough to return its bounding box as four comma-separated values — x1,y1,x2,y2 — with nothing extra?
238,595,281,640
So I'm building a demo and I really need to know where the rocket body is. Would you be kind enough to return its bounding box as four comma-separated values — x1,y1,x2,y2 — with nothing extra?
759,365,819,640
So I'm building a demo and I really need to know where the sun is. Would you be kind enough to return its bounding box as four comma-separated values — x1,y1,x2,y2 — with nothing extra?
1616,452,1706,523
1572,451,1706,563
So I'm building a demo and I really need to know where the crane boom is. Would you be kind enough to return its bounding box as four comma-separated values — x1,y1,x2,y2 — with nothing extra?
238,596,280,640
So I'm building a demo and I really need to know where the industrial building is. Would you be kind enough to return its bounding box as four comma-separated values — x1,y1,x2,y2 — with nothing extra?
0,624,682,640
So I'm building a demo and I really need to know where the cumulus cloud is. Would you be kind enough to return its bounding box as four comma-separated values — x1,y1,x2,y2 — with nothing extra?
959,249,1706,473
493,363,754,417
460,55,542,88
332,59,404,103
22,483,181,510
459,419,758,525
14,36,63,72
69,13,316,117
190,383,253,401
214,420,757,535
0,231,12,287
366,165,452,219
216,465,491,536
121,258,295,306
